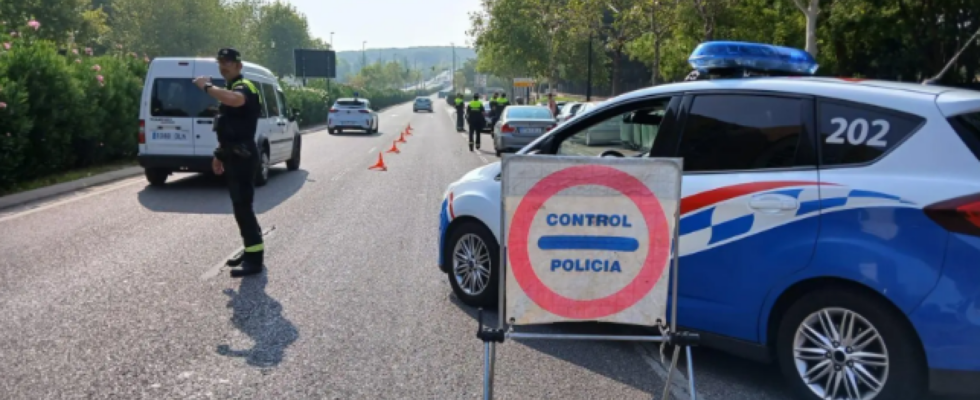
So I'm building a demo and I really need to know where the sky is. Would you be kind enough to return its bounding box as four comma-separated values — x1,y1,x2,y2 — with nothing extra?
286,0,482,51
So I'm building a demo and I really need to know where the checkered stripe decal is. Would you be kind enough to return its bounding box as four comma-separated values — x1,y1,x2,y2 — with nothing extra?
677,186,915,256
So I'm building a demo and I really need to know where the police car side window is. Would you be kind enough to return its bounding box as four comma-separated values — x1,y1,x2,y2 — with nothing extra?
260,83,280,117
680,94,803,172
817,100,924,166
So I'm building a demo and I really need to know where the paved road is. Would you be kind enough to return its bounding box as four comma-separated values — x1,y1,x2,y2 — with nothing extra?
0,98,966,400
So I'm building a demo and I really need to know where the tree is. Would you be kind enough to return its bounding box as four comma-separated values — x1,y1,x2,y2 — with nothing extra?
625,0,679,85
252,2,313,77
790,0,820,57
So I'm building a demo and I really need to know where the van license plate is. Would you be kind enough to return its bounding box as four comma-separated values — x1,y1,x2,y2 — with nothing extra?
152,131,188,141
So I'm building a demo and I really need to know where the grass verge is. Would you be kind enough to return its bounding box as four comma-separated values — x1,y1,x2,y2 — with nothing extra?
0,160,138,197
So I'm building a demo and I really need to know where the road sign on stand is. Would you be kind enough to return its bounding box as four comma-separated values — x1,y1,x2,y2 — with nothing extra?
475,155,701,400
513,77,534,88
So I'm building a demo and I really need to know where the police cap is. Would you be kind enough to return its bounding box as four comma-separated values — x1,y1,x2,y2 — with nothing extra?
216,48,242,62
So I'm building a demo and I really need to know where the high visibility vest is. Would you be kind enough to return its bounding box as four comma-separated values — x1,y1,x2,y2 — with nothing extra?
468,100,483,111
455,98,463,105
497,97,508,106
229,78,262,105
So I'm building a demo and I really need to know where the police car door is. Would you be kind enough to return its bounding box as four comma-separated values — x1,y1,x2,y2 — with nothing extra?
672,93,820,343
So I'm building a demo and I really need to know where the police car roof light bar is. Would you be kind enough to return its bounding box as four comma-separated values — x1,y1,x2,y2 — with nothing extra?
688,41,819,77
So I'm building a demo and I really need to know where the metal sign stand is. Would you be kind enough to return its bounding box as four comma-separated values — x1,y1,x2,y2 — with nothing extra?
477,160,700,400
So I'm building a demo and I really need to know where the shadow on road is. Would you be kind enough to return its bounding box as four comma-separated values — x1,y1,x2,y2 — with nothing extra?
136,168,309,214
216,271,299,368
448,295,661,394
329,130,383,138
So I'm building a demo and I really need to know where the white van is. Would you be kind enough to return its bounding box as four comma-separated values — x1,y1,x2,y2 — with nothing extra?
137,58,302,187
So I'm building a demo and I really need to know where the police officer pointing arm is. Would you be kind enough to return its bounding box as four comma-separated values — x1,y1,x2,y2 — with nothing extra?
192,48,266,278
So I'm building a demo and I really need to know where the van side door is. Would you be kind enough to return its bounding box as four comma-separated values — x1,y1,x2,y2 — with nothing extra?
258,82,286,161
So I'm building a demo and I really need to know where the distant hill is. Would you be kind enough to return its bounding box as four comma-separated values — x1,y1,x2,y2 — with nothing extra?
333,46,476,82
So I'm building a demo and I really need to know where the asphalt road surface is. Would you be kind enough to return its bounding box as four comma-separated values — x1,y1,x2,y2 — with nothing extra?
0,98,967,400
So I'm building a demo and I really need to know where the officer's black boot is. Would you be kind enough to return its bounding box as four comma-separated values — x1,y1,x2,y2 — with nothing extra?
226,251,244,267
230,250,263,278
469,141,474,152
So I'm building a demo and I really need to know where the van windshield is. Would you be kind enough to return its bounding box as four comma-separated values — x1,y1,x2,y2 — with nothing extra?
150,78,226,118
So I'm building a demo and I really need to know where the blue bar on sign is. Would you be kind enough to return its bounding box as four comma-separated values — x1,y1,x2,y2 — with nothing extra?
537,236,639,252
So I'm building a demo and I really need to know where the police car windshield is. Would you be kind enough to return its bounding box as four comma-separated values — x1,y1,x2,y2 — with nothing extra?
150,78,227,118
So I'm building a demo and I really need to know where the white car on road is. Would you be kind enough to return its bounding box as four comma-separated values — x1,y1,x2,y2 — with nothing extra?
328,97,379,135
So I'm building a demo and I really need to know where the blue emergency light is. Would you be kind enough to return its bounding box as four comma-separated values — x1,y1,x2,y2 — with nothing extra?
688,41,819,76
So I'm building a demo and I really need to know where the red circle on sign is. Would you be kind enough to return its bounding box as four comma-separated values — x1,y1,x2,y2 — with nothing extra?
508,165,671,320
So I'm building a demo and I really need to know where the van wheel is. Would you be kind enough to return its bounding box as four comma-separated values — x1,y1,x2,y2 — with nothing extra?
145,168,169,186
286,136,301,171
776,287,926,400
255,148,270,187
444,221,499,308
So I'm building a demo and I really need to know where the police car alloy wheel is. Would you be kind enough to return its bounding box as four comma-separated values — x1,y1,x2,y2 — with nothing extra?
776,288,926,400
445,221,499,307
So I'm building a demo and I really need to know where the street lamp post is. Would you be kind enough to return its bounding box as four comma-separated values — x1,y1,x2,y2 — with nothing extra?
362,41,367,71
451,42,456,93
330,32,334,48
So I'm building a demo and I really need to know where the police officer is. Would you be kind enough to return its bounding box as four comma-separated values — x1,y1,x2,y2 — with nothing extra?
192,48,265,278
465,93,485,151
454,93,465,132
496,92,510,117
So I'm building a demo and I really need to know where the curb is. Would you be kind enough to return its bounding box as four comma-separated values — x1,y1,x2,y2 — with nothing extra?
0,166,145,211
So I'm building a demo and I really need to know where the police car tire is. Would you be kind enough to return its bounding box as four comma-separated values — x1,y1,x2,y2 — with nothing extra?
775,287,926,400
445,220,500,308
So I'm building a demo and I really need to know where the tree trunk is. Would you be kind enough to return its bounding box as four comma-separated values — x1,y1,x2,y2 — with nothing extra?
652,39,662,85
612,49,621,95
792,0,820,58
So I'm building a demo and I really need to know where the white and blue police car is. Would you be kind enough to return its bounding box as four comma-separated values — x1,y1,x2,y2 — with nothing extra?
437,41,980,400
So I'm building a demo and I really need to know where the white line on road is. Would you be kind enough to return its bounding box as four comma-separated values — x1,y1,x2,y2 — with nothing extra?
633,343,702,400
368,147,376,154
0,177,144,223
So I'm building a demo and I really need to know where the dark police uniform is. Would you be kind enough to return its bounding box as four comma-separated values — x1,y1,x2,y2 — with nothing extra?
454,95,465,131
209,48,265,277
465,95,485,151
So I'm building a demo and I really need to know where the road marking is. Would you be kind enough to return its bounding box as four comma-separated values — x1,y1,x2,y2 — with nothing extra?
368,147,376,154
0,177,144,223
633,343,701,400
201,226,277,280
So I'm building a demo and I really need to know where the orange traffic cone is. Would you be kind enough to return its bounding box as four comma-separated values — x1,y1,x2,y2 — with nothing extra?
368,152,387,171
407,123,413,132
403,127,412,136
396,131,407,143
386,140,400,154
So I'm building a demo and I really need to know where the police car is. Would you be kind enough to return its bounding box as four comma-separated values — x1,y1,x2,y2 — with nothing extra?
437,41,980,400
